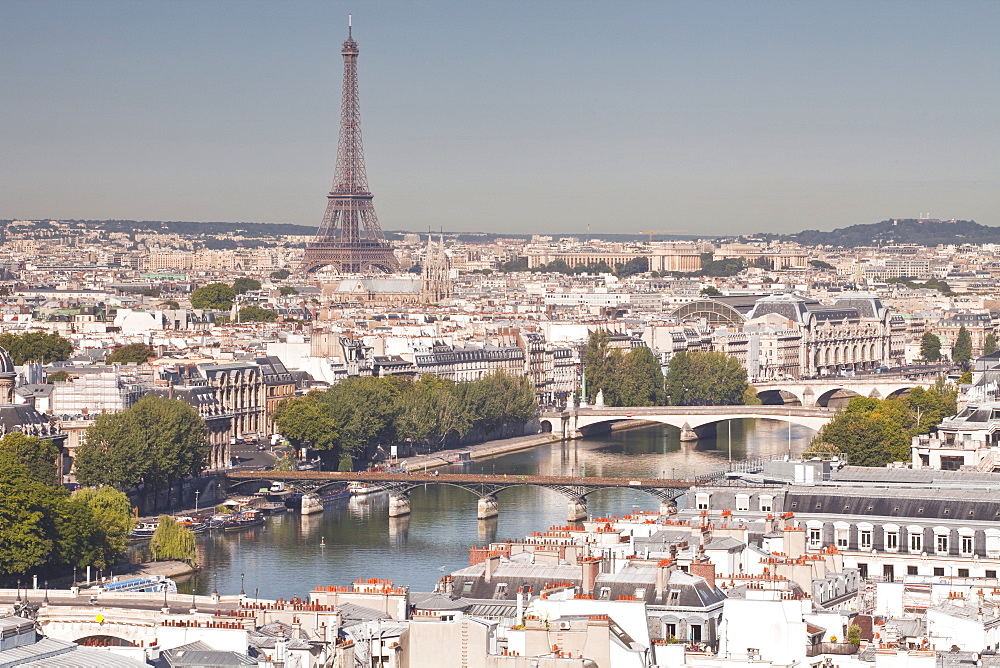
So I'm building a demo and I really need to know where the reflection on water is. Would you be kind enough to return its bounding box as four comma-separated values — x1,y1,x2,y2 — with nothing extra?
177,420,813,598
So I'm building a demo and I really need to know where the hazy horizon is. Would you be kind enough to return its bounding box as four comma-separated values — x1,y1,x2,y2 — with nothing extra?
3,1,997,235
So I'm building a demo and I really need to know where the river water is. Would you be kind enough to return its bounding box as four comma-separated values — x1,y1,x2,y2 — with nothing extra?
169,420,813,598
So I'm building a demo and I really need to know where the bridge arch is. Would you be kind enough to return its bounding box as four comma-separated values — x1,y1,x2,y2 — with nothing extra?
756,389,804,406
573,413,827,434
815,388,862,408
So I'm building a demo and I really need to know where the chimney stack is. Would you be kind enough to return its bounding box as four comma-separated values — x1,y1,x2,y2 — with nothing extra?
689,560,716,592
485,554,501,583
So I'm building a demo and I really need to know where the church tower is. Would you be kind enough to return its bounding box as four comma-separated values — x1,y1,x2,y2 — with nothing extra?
420,235,452,303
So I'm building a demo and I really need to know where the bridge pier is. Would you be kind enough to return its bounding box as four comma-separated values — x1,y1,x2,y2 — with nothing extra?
660,500,677,515
388,492,411,518
477,495,499,520
567,496,588,522
679,422,699,442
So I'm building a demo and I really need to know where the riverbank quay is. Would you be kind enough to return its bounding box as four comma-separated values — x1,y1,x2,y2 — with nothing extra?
398,419,657,472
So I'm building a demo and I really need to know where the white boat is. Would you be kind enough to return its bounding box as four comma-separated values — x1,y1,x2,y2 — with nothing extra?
349,481,383,495
300,493,324,515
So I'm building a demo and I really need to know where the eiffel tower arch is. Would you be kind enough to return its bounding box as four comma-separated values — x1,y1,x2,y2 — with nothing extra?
299,18,399,275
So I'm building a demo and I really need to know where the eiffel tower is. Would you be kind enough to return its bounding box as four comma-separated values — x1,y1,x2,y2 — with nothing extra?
299,17,399,274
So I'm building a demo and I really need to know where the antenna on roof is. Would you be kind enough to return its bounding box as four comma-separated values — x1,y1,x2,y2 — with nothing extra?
348,13,352,38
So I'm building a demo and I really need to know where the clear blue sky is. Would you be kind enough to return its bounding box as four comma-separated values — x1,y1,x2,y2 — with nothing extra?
2,0,997,236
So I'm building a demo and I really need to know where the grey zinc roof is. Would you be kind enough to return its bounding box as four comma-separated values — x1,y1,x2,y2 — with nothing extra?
785,487,1000,522
21,647,150,667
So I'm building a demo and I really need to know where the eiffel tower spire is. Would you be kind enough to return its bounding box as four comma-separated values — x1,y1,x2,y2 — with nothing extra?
299,17,399,274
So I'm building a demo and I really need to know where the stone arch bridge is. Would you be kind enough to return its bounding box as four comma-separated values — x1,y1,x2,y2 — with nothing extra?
226,470,721,522
539,405,837,441
752,377,933,407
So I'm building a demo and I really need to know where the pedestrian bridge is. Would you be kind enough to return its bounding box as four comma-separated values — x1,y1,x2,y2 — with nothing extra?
752,377,933,407
226,469,743,522
539,405,837,441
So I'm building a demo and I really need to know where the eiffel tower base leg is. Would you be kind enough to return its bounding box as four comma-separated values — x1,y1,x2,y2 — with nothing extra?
388,492,411,517
477,495,499,520
567,497,588,522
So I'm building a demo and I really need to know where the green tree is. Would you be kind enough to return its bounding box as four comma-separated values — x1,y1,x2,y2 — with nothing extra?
237,305,278,322
985,332,998,356
809,259,835,270
395,375,470,454
958,370,972,384
72,486,134,566
953,326,973,365
847,624,862,646
75,397,208,505
233,277,262,295
190,283,235,310
163,300,181,309
273,394,339,452
583,330,615,405
807,397,913,466
620,346,665,406
0,454,65,575
0,331,73,364
46,370,69,383
0,432,61,486
150,515,196,564
270,269,291,280
920,332,942,362
106,343,155,365
907,379,957,434
700,286,722,296
664,350,750,406
279,286,298,296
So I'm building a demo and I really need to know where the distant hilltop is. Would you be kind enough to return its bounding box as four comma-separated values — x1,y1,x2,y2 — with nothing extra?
758,218,999,247
3,217,997,247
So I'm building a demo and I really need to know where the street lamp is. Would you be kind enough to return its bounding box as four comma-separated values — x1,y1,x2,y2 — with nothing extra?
194,490,200,514
240,573,245,596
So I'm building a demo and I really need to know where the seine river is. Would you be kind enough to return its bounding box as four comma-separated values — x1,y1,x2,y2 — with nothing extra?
172,420,813,598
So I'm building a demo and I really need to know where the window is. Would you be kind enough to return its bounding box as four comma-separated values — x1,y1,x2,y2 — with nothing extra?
986,531,1000,558
759,496,773,513
987,570,997,579
886,531,899,551
600,587,611,600
907,566,918,575
909,530,923,554
665,623,677,639
936,534,949,555
933,567,945,577
735,494,750,512
696,493,710,511
858,563,868,579
959,569,970,578
835,526,849,549
860,530,873,549
690,624,702,642
809,528,823,549
961,535,974,556
634,588,646,599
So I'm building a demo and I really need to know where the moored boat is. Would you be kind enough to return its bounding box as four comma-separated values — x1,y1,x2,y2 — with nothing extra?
349,481,383,495
223,510,265,531
128,522,159,540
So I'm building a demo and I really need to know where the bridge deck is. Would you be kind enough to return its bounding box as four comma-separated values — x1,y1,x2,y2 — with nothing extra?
227,470,699,489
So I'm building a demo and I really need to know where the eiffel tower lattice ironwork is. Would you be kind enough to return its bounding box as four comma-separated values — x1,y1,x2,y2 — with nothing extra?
299,18,399,274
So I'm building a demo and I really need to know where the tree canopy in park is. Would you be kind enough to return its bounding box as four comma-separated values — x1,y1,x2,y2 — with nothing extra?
582,330,665,407
270,269,291,280
232,277,262,295
106,343,155,365
0,432,61,486
807,378,957,466
664,350,755,406
274,371,537,471
238,305,278,322
0,331,73,364
0,450,133,576
920,332,942,362
190,282,235,310
74,396,208,499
